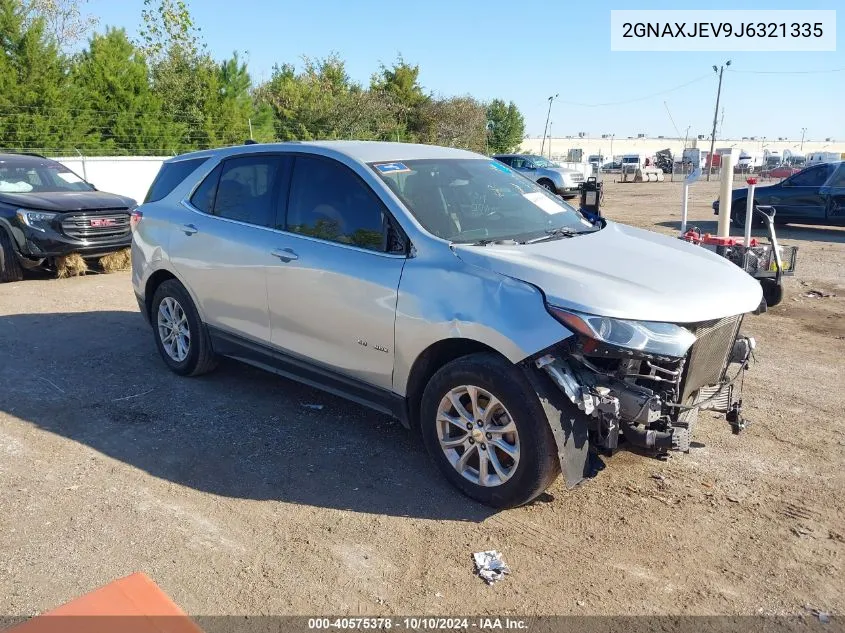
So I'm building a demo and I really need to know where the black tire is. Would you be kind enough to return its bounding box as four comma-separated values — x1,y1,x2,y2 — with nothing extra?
0,229,24,283
538,179,557,194
151,279,217,376
760,278,784,307
420,353,559,508
729,199,748,228
731,200,765,228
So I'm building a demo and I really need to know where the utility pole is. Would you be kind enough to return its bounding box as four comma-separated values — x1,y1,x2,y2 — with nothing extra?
707,60,731,181
540,93,558,157
609,134,615,162
548,121,553,159
800,127,807,152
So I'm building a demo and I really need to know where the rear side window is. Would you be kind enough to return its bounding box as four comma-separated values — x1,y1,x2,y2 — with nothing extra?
212,155,282,228
286,156,386,252
189,164,222,213
144,157,208,203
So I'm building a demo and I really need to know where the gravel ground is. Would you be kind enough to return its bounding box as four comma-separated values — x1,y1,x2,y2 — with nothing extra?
0,179,843,617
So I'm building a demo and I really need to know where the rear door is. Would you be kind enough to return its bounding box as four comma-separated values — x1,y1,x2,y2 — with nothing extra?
822,163,845,222
776,164,830,221
265,154,406,390
169,154,290,343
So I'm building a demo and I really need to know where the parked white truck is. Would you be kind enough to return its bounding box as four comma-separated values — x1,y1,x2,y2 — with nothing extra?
619,153,664,182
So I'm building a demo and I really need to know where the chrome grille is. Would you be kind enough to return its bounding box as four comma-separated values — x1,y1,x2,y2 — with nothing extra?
61,213,130,241
681,315,742,401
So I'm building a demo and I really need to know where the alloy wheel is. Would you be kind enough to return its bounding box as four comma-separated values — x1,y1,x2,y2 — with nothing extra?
157,296,191,362
435,385,520,487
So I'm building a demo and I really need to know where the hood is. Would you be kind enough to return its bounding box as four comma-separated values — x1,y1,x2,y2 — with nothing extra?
733,184,774,198
541,167,579,178
0,190,136,212
453,221,763,323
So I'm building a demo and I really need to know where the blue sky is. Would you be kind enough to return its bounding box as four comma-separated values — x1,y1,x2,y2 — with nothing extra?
84,0,844,141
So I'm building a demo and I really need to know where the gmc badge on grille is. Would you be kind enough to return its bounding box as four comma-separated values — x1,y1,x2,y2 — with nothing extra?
90,218,116,227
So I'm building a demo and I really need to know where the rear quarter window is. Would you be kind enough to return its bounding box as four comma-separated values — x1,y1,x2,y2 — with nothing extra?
144,157,209,203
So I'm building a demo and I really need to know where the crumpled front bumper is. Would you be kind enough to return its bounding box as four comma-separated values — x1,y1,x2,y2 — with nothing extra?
530,323,756,488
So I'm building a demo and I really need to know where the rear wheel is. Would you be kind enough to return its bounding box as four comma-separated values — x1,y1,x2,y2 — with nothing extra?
151,279,217,376
0,229,23,283
420,353,559,508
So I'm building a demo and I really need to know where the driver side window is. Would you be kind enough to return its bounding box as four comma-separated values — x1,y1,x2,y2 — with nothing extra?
286,156,388,252
789,166,829,187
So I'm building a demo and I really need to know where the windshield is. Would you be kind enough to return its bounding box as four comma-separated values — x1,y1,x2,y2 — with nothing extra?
526,155,557,168
622,157,640,164
370,158,598,243
0,157,93,193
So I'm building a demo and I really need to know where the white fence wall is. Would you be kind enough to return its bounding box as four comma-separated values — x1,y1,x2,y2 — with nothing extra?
53,156,167,204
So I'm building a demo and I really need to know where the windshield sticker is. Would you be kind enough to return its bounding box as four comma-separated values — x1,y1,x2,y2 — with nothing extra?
0,180,34,192
374,162,411,174
55,171,84,183
523,191,565,215
490,160,512,173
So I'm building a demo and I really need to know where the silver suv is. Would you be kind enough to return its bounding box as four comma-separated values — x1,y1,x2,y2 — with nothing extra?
132,141,762,508
492,154,583,198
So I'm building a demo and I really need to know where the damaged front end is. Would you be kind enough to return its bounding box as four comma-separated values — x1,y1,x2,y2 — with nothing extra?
533,307,756,488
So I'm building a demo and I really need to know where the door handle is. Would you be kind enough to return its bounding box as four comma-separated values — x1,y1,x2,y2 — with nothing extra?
181,223,198,235
271,248,299,262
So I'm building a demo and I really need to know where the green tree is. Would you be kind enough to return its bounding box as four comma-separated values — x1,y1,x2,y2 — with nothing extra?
418,96,487,153
138,0,217,150
21,0,98,52
71,28,182,154
258,54,358,141
0,0,77,151
370,55,428,141
486,99,525,154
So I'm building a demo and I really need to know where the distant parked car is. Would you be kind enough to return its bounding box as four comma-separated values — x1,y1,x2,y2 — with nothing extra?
492,154,583,198
0,152,137,282
601,161,621,173
713,161,845,228
762,164,801,180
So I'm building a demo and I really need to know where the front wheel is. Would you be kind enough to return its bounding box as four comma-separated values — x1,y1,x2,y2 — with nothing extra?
0,229,23,283
420,353,559,508
538,179,557,194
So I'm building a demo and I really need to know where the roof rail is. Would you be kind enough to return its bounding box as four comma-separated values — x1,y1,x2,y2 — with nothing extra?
244,139,259,145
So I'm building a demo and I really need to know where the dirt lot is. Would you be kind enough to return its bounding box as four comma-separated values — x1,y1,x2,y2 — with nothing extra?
1,179,843,617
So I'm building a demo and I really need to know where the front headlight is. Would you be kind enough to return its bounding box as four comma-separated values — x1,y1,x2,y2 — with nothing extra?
548,307,697,357
16,209,58,232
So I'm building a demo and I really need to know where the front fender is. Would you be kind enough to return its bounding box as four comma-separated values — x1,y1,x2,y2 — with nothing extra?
392,249,572,395
540,169,564,187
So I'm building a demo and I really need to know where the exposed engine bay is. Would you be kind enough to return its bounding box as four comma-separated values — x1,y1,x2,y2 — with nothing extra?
534,314,756,478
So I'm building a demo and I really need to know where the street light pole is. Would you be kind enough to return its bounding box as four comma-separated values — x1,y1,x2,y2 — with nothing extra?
609,134,615,161
540,93,558,157
800,127,807,152
707,60,731,181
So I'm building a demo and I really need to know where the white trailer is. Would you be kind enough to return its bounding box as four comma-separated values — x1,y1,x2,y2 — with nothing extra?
807,151,845,165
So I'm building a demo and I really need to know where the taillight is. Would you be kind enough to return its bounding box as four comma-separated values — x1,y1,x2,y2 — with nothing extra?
129,208,143,232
